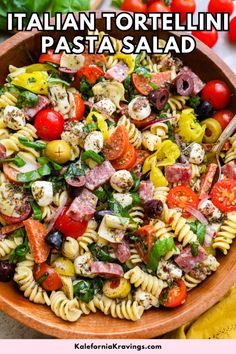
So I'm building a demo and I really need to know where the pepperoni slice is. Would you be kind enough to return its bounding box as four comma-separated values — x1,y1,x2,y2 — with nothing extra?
132,71,172,96
23,219,50,264
3,163,21,184
103,125,129,161
83,53,106,66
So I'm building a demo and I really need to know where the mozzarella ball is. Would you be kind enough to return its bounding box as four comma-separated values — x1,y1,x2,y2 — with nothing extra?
134,289,159,310
128,96,151,121
3,106,26,130
84,131,104,153
142,131,161,151
94,98,116,116
113,193,133,208
31,181,53,207
110,170,134,193
189,143,205,164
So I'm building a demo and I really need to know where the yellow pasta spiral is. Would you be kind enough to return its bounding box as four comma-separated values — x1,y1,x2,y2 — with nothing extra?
124,266,167,297
126,244,142,269
168,96,189,113
0,236,23,259
225,135,236,164
183,274,202,291
129,206,145,225
62,237,79,260
161,204,197,246
212,212,236,255
0,92,17,109
118,115,142,148
78,228,98,255
153,186,170,203
50,291,82,322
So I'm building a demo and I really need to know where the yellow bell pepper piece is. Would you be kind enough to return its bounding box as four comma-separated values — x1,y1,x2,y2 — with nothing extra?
113,53,135,74
177,108,206,143
150,162,168,187
11,71,48,95
86,111,109,140
25,63,55,73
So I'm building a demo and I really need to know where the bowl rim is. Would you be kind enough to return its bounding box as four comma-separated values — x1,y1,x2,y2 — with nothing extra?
0,12,236,339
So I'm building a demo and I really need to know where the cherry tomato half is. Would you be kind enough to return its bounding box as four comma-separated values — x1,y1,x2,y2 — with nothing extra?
121,0,147,12
136,225,156,263
39,50,62,66
54,207,88,238
161,279,187,308
201,80,231,110
208,0,234,16
171,0,196,23
147,1,170,13
131,150,150,171
34,263,63,291
34,109,64,141
213,110,234,130
192,28,218,48
167,186,199,218
103,125,129,161
73,94,85,121
132,71,172,96
112,143,137,170
211,179,236,213
228,17,236,44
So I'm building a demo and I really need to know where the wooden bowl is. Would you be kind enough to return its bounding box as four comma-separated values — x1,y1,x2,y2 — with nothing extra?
0,13,236,339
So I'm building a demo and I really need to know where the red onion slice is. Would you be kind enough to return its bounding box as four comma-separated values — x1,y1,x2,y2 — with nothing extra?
185,205,208,225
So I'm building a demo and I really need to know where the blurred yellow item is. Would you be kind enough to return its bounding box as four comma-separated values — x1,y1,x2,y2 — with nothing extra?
164,284,236,339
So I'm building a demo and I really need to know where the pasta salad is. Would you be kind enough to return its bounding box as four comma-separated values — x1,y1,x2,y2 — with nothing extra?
0,31,235,322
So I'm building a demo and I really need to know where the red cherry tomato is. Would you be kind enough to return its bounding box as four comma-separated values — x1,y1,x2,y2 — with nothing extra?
74,65,104,86
213,110,234,130
161,279,187,308
103,125,129,161
72,94,85,121
211,179,236,213
121,0,147,12
147,1,170,13
171,0,196,23
55,207,88,238
131,150,150,171
132,71,172,96
111,143,137,170
201,80,231,110
34,109,64,141
228,17,236,43
39,50,62,65
167,186,199,218
208,0,234,16
136,225,156,263
3,163,21,184
34,263,63,291
192,28,218,48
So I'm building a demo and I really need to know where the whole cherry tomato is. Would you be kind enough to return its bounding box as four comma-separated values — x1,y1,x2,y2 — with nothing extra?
34,263,63,291
121,0,147,12
55,207,88,238
34,109,64,141
228,17,236,43
208,0,234,16
201,80,231,110
171,0,196,23
192,28,218,48
147,1,171,13
213,110,234,130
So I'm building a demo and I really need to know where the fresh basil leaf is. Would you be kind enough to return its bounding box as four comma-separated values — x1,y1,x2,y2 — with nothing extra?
131,192,141,205
82,122,98,133
9,238,29,264
73,278,103,303
81,150,105,164
79,76,93,99
112,0,123,8
48,77,70,87
93,188,108,203
17,164,51,182
135,66,152,79
188,221,206,245
123,75,131,91
37,272,49,285
188,96,201,109
64,162,86,180
17,91,38,108
109,197,130,218
166,121,174,142
191,243,199,257
18,137,46,151
51,0,90,15
31,201,42,221
88,243,116,263
0,156,25,167
131,172,141,192
147,237,175,272
47,175,65,193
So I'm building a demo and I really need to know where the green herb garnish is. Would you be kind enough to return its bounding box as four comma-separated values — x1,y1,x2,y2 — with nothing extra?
81,150,105,164
18,137,46,151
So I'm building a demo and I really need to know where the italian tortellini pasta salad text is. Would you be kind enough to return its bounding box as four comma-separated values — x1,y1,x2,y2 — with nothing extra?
0,31,235,322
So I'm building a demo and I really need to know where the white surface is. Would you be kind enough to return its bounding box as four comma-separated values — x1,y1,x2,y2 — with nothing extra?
0,0,236,339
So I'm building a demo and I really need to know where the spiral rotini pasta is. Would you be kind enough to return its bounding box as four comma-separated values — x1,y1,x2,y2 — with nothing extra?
77,228,98,255
128,206,145,225
183,273,202,291
50,291,82,322
53,190,69,207
225,135,236,163
40,205,56,222
124,266,167,297
212,212,236,255
168,96,189,113
161,205,197,246
118,115,142,148
78,299,97,315
0,235,23,259
0,123,38,157
150,122,169,141
14,254,51,305
0,91,17,109
141,131,161,151
153,186,170,203
126,244,142,269
95,294,144,321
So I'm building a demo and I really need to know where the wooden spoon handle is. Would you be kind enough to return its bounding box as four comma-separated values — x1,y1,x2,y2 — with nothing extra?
212,114,236,154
